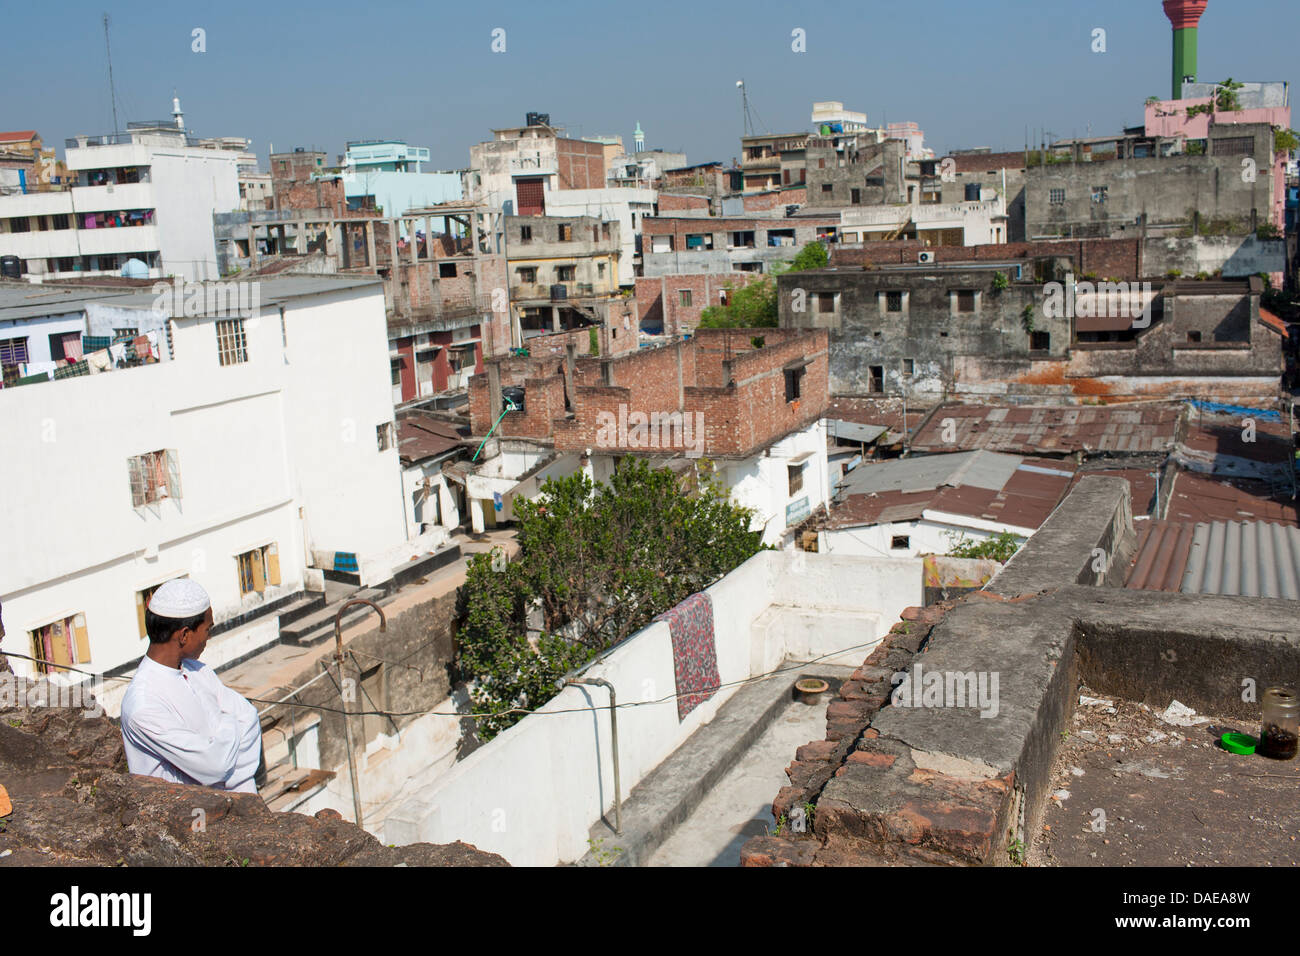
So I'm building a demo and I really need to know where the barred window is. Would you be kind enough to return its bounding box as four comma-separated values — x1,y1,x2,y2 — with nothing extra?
128,449,180,508
236,542,280,596
0,336,30,367
1049,188,1066,205
216,318,248,366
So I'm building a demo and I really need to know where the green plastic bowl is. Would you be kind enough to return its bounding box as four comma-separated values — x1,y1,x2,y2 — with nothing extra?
1220,732,1257,755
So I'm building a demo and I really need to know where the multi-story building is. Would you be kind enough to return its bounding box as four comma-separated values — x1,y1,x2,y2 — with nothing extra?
198,136,272,212
0,130,70,187
740,133,809,193
539,188,656,285
640,214,840,276
343,140,462,219
465,328,832,546
0,120,240,281
504,214,627,342
467,119,606,215
0,275,414,709
1025,122,1282,239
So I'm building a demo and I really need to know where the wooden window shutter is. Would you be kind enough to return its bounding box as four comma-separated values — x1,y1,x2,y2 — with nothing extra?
49,620,74,669
136,591,147,638
266,542,281,586
73,614,91,663
251,548,266,592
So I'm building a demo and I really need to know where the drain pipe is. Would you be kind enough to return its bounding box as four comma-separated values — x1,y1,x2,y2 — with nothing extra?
334,599,387,828
564,677,621,835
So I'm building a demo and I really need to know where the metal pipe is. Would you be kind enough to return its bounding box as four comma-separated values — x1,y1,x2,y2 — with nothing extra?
334,599,387,828
565,677,621,835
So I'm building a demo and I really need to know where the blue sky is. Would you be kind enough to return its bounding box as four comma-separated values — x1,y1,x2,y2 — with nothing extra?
3,0,1297,170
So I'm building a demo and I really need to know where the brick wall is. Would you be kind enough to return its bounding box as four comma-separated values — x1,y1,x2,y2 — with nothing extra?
635,273,765,335
658,193,710,213
743,189,805,211
830,237,1142,279
556,138,605,190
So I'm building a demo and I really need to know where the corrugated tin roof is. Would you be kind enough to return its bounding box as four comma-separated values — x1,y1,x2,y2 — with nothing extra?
1127,519,1300,599
836,449,1020,497
910,403,1181,456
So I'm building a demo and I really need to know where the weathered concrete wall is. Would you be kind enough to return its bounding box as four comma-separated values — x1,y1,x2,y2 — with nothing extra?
1025,124,1276,239
805,139,909,207
1144,235,1286,278
779,267,1066,396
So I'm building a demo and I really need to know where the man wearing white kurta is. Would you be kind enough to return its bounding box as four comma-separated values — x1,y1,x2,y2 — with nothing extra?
120,579,262,793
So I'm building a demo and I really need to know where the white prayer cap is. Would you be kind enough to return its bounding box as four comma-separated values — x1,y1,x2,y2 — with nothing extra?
148,579,211,619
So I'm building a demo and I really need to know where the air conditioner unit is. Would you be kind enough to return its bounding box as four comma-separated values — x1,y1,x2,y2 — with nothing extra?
918,251,935,264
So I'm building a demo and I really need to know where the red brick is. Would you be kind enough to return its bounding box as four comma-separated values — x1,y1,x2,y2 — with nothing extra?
795,740,838,762
846,750,896,769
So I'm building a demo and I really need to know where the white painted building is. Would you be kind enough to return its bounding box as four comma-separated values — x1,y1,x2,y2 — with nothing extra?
0,120,240,282
0,276,413,711
819,450,1075,559
839,197,1008,246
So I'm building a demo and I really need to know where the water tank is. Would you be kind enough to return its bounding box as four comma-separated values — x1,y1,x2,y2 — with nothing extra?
549,284,567,301
964,183,981,201
503,387,526,412
0,256,19,280
526,112,551,128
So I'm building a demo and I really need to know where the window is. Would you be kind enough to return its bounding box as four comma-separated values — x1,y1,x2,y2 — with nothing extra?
377,421,396,451
886,291,903,312
788,463,805,496
236,543,281,597
821,184,833,193
519,225,533,242
559,224,573,241
817,292,836,313
1091,186,1107,205
679,289,693,307
518,266,537,283
601,222,611,240
593,225,600,242
818,158,826,169
851,188,861,204
52,214,69,230
9,216,30,233
1187,330,1203,343
784,365,805,402
891,535,911,550
1030,331,1050,351
30,613,91,673
869,365,884,393
730,231,755,248
439,262,457,278
902,358,914,375
127,449,180,508
1049,188,1066,205
48,331,80,362
391,359,402,387
216,319,248,366
135,580,178,637
556,265,576,281
597,262,606,277
955,290,976,312
685,233,713,250
0,336,30,368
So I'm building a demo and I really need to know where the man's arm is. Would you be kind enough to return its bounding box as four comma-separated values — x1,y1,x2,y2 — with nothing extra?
121,704,248,789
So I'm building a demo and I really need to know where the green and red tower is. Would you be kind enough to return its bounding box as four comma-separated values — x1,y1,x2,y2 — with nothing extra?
1163,1,1209,100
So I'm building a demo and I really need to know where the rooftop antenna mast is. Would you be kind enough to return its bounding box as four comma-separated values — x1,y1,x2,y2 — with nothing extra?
103,12,120,135
737,79,754,137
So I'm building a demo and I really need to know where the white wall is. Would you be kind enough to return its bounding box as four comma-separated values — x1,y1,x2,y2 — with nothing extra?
726,420,830,547
401,462,461,536
821,515,1029,559
280,285,408,579
0,280,405,679
383,549,922,865
0,309,85,377
147,147,240,280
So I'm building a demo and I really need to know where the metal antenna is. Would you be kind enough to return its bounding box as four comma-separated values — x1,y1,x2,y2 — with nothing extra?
103,13,120,135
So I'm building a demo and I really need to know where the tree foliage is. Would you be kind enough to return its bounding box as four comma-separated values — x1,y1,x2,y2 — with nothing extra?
456,459,766,741
697,241,828,329
946,530,1022,563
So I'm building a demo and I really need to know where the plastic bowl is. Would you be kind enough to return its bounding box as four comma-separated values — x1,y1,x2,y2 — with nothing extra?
1220,732,1257,755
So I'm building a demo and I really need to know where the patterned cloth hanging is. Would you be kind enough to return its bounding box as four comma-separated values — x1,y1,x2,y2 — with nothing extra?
653,591,721,721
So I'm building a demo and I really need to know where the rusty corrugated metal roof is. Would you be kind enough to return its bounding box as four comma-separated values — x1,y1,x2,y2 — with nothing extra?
910,403,1181,456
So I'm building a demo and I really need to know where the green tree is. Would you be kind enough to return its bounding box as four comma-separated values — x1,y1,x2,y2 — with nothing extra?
456,460,765,741
947,530,1022,563
1275,128,1299,154
697,276,777,328
788,241,828,272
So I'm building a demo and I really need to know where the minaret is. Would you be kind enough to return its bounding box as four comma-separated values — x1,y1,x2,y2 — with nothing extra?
172,92,185,130
633,122,645,153
1163,1,1209,100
